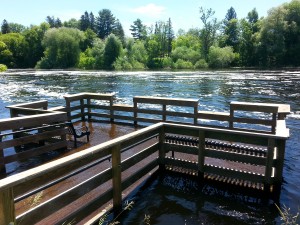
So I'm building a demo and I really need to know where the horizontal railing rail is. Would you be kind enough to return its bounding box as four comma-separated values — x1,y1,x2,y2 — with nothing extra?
0,122,289,225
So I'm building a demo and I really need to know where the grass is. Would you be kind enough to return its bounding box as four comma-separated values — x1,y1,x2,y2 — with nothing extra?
276,204,300,225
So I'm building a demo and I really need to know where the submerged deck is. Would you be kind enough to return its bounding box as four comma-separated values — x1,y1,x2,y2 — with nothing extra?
0,93,290,225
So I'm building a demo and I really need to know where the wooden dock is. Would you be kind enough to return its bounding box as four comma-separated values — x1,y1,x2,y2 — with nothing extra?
0,93,290,225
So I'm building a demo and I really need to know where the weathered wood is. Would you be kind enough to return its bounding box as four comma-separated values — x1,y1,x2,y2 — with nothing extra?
205,164,265,183
230,101,290,113
164,157,198,171
273,139,286,183
122,160,158,191
112,144,122,212
4,141,67,164
164,143,198,155
16,168,112,225
205,149,266,166
133,96,199,107
121,143,159,172
6,100,48,110
265,138,275,185
198,131,205,176
0,128,66,149
0,188,15,225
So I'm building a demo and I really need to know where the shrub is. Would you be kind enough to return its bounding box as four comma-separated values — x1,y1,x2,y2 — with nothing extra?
0,64,7,72
208,46,235,68
173,59,194,69
194,59,208,69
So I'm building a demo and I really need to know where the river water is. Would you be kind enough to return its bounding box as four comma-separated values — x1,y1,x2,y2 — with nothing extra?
0,70,299,224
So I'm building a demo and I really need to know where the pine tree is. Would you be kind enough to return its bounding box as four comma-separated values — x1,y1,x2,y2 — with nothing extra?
1,19,10,34
96,9,116,39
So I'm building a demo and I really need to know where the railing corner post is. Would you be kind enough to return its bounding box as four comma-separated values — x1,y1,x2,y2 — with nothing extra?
0,188,15,225
112,144,122,214
198,130,205,181
158,126,166,171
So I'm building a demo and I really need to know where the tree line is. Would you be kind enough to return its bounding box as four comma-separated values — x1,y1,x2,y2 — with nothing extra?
0,0,300,70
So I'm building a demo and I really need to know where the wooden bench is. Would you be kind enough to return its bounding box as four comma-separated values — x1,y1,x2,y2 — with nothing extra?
66,122,90,147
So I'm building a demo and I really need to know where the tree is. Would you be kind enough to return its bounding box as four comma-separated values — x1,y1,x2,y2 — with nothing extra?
23,23,50,67
221,7,240,52
46,16,62,28
8,23,26,33
103,33,122,69
224,7,237,25
199,7,219,61
37,27,85,68
1,19,10,34
63,18,80,29
80,11,90,31
208,46,235,68
166,18,175,56
112,19,125,45
0,41,13,67
95,9,116,39
130,19,147,40
0,33,28,68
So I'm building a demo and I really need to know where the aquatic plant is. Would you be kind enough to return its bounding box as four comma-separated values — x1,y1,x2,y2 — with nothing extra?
276,204,300,225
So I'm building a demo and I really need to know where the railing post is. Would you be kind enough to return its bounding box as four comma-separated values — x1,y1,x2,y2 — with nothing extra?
198,131,205,180
264,138,275,191
158,125,166,171
65,99,71,121
87,98,91,120
110,96,114,123
112,144,122,213
162,104,166,122
80,99,85,121
274,139,286,184
0,136,6,174
194,105,198,125
0,188,15,225
229,108,234,129
134,100,137,126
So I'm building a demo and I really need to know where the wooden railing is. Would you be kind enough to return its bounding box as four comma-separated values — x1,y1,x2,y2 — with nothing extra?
64,93,290,135
0,102,68,174
0,122,289,225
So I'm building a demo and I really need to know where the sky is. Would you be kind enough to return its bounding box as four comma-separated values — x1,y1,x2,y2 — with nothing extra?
0,0,290,36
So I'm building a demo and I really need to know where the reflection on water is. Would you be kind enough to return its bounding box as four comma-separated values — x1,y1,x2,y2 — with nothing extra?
1,70,300,224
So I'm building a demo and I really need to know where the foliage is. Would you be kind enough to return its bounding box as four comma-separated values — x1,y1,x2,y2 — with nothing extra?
208,46,235,68
103,33,122,69
130,19,147,40
0,33,28,68
1,19,10,34
275,204,300,225
96,9,116,39
0,40,13,67
199,7,219,61
173,59,194,69
0,64,7,72
194,59,208,69
37,27,85,68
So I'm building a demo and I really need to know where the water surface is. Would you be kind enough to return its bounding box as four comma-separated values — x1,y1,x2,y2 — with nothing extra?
0,70,299,224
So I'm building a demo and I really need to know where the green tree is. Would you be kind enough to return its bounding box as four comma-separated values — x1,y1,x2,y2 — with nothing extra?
103,33,122,69
8,23,26,33
166,18,175,56
23,23,50,67
199,7,219,61
130,19,147,40
112,19,125,45
46,16,62,28
208,46,235,68
221,7,240,52
96,9,116,39
1,19,10,34
0,41,13,67
63,18,80,29
0,33,28,68
37,27,85,68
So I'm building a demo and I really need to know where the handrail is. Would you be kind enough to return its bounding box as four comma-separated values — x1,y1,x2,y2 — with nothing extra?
0,122,289,224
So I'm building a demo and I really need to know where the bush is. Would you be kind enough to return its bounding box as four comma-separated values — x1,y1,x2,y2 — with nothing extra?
78,52,96,70
194,59,208,69
173,59,194,69
208,46,235,68
0,64,7,72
